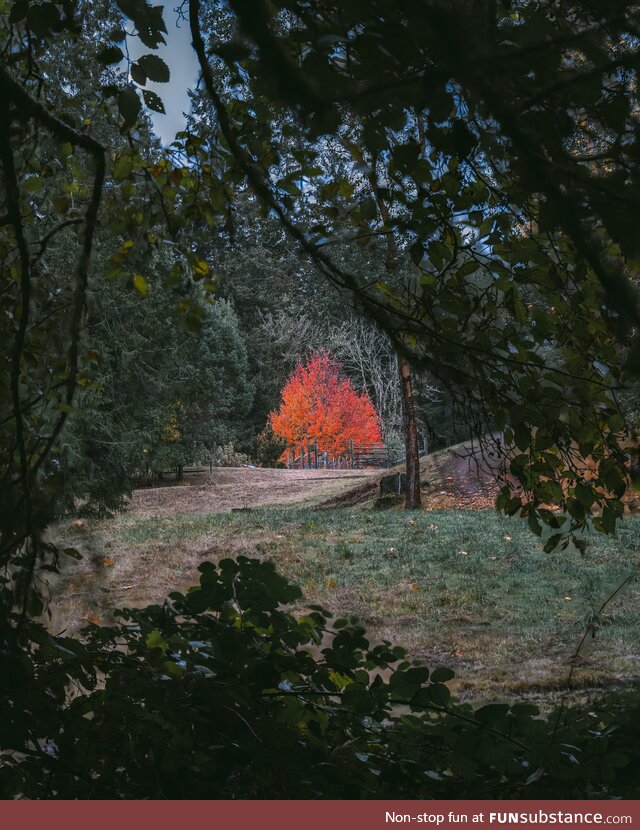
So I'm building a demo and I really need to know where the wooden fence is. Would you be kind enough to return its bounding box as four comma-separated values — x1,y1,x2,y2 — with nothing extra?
285,439,401,470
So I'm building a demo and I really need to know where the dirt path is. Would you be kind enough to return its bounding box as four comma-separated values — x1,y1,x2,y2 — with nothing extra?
130,467,380,516
420,443,502,510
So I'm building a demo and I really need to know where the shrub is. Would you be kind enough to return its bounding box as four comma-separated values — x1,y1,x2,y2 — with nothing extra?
1,557,639,799
211,443,251,468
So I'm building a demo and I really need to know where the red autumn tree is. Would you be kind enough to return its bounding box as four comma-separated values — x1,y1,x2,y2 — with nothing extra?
270,352,382,455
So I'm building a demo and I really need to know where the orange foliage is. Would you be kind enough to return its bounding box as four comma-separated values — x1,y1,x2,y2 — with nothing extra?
270,352,382,454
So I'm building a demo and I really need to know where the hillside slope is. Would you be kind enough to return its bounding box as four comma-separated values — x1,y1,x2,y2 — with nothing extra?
130,466,379,517
318,440,502,510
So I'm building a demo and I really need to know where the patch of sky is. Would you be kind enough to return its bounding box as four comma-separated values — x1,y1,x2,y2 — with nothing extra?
123,3,199,145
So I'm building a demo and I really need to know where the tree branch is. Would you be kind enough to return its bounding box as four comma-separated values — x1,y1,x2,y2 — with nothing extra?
0,67,105,158
0,95,35,557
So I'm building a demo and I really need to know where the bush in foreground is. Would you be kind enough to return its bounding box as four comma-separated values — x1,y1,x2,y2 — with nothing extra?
1,556,639,799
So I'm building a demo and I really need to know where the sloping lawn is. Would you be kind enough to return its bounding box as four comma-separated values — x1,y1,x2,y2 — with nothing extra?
51,508,640,703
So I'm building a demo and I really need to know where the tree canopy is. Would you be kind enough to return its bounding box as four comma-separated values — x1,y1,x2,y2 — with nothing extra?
270,352,382,455
4,0,640,545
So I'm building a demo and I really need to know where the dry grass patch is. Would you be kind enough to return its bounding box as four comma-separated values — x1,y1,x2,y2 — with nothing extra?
47,506,640,707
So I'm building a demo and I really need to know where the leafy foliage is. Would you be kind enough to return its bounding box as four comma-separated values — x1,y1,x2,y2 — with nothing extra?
270,352,382,455
2,0,640,803
59,290,253,510
185,0,640,544
1,556,639,798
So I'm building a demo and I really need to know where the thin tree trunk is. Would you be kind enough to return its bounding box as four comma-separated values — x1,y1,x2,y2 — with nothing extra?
399,357,422,509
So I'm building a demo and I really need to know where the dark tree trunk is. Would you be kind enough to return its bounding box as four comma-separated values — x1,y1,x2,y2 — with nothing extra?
399,357,422,509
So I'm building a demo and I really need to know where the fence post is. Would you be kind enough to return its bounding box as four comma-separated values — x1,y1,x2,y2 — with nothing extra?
349,439,355,469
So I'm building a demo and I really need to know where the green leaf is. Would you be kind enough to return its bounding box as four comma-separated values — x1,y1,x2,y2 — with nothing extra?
24,176,44,194
97,45,124,65
53,196,70,214
427,683,451,706
142,89,165,114
543,533,562,553
360,197,377,221
145,630,167,651
118,87,142,131
162,660,184,678
57,142,73,162
128,3,167,49
185,312,202,332
514,423,531,451
606,752,630,768
575,482,594,508
138,54,170,83
404,666,430,684
475,703,510,724
457,260,478,278
510,703,540,716
189,255,209,280
409,241,424,266
131,61,147,86
279,178,302,196
133,273,148,297
528,509,542,536
451,120,475,158
537,480,562,504
112,153,134,180
573,538,587,555
8,0,28,23
430,666,454,683
601,505,620,534
26,2,60,35
62,547,83,560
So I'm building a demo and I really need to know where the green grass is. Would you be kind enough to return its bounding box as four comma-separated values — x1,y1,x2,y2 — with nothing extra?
53,508,640,704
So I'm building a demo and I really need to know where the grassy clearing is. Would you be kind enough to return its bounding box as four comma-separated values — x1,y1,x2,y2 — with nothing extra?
50,506,640,704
